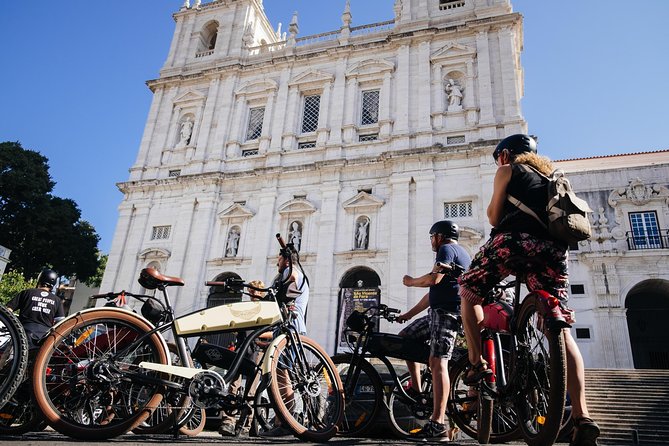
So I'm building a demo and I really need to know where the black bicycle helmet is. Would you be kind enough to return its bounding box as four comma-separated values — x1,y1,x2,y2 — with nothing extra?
493,134,537,161
37,268,58,289
429,220,459,240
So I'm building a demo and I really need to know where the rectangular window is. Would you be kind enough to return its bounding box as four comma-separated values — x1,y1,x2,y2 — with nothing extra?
168,169,181,177
444,201,473,219
151,225,171,240
359,133,379,142
629,211,662,249
301,95,321,133
439,0,465,10
245,106,265,141
447,135,465,145
360,90,380,125
575,328,591,339
241,149,259,157
298,141,317,150
570,284,585,295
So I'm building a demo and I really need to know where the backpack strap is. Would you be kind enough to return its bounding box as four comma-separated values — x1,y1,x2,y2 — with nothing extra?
506,194,548,230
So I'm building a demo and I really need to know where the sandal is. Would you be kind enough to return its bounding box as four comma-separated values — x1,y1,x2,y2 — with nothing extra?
570,417,600,446
462,360,493,385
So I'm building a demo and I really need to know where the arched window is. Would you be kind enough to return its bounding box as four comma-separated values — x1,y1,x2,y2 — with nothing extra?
197,21,219,55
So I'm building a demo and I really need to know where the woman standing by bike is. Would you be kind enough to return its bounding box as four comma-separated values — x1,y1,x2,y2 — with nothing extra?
457,134,599,446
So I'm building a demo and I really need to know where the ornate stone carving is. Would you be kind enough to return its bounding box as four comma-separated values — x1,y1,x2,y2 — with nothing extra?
225,226,240,257
355,216,370,250
608,178,669,208
445,78,463,109
176,118,194,148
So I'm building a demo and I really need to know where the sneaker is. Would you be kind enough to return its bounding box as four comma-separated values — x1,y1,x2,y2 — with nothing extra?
570,417,600,446
258,425,293,437
218,422,236,437
410,420,450,442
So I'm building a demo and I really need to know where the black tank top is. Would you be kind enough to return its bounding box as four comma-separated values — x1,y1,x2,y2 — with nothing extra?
493,163,551,239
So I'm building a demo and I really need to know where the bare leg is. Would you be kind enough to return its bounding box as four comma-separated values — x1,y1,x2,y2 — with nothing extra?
564,329,589,419
461,298,484,365
429,356,449,425
405,360,422,392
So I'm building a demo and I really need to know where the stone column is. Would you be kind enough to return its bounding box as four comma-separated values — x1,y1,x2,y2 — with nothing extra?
249,190,279,281
498,27,522,121
316,81,332,146
416,40,432,147
115,202,152,294
269,69,290,154
131,86,165,181
464,60,478,126
225,95,245,158
414,174,436,276
259,90,276,153
192,76,221,170
175,196,217,315
312,181,341,353
282,87,299,149
100,203,136,292
393,45,410,147
164,14,186,68
342,77,357,143
475,30,496,138
209,74,238,166
388,176,411,311
379,71,393,138
431,64,443,130
178,14,198,67
327,59,347,147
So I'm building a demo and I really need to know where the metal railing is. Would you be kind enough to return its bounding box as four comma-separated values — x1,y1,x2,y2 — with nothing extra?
626,230,669,250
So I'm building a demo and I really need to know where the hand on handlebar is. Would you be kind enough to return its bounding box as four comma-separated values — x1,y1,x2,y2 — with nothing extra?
396,312,412,324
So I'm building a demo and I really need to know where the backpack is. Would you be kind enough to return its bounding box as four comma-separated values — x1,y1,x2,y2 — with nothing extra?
507,164,593,244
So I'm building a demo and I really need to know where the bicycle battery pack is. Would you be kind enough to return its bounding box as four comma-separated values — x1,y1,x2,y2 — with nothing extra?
174,301,282,336
191,342,257,377
366,333,430,364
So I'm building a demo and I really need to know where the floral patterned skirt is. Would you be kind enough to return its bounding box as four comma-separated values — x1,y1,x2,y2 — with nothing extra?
458,232,569,306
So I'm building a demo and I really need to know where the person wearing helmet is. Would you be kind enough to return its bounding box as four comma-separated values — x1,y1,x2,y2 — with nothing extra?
7,268,65,348
458,134,599,446
396,220,471,441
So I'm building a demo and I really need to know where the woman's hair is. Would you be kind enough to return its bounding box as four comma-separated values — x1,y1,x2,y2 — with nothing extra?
248,279,267,297
513,152,554,176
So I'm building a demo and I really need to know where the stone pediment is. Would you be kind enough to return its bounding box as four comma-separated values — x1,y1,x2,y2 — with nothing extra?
431,43,476,62
278,198,317,215
289,69,334,88
138,247,171,260
346,59,395,78
218,203,255,221
173,90,206,106
342,191,384,212
235,79,278,97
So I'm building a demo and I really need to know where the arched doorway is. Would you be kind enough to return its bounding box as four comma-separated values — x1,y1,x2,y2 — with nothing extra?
336,266,381,353
625,279,669,369
206,271,242,347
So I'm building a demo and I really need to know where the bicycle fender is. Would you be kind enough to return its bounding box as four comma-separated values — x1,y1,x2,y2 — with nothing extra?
44,307,171,365
260,333,287,375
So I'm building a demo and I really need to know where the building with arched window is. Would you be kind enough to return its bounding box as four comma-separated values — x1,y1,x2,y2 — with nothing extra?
101,0,669,368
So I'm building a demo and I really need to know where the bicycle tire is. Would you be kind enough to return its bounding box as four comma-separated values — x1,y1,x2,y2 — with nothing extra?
0,380,44,435
0,305,28,408
32,309,169,440
268,335,344,442
331,354,384,437
449,355,521,443
132,343,205,436
477,392,493,444
514,295,567,446
387,371,432,438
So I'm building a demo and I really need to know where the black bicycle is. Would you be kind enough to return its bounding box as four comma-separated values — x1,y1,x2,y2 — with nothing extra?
0,305,28,409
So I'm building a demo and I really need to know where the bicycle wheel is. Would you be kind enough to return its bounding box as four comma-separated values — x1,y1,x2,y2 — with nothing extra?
387,370,431,438
268,335,344,442
514,296,567,446
0,380,45,435
0,305,28,408
449,355,521,443
331,354,384,437
32,309,169,440
132,343,206,436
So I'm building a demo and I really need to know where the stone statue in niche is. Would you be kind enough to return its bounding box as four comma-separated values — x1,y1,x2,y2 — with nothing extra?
288,221,302,251
177,118,194,148
355,217,370,250
445,78,463,109
225,227,240,257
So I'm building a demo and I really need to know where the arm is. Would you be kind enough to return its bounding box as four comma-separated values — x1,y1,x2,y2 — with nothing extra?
487,164,513,226
397,293,430,323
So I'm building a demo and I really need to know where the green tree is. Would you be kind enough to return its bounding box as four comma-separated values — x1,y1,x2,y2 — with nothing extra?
86,253,108,288
0,141,101,281
0,270,36,305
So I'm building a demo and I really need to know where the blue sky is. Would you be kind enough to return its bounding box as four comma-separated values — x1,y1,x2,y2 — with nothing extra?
1,1,668,254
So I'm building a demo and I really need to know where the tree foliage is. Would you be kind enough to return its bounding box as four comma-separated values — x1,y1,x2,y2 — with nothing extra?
0,270,36,305
0,141,101,281
86,252,108,288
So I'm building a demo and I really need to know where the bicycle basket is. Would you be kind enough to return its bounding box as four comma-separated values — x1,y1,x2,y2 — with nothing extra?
346,311,367,333
141,298,165,324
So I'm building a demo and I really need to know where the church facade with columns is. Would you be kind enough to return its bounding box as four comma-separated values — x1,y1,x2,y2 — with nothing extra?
100,0,669,369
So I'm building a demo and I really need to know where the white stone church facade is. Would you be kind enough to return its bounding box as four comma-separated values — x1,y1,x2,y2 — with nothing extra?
100,0,669,369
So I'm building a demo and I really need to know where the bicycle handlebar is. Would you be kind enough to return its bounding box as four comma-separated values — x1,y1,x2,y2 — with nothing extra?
90,291,153,301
